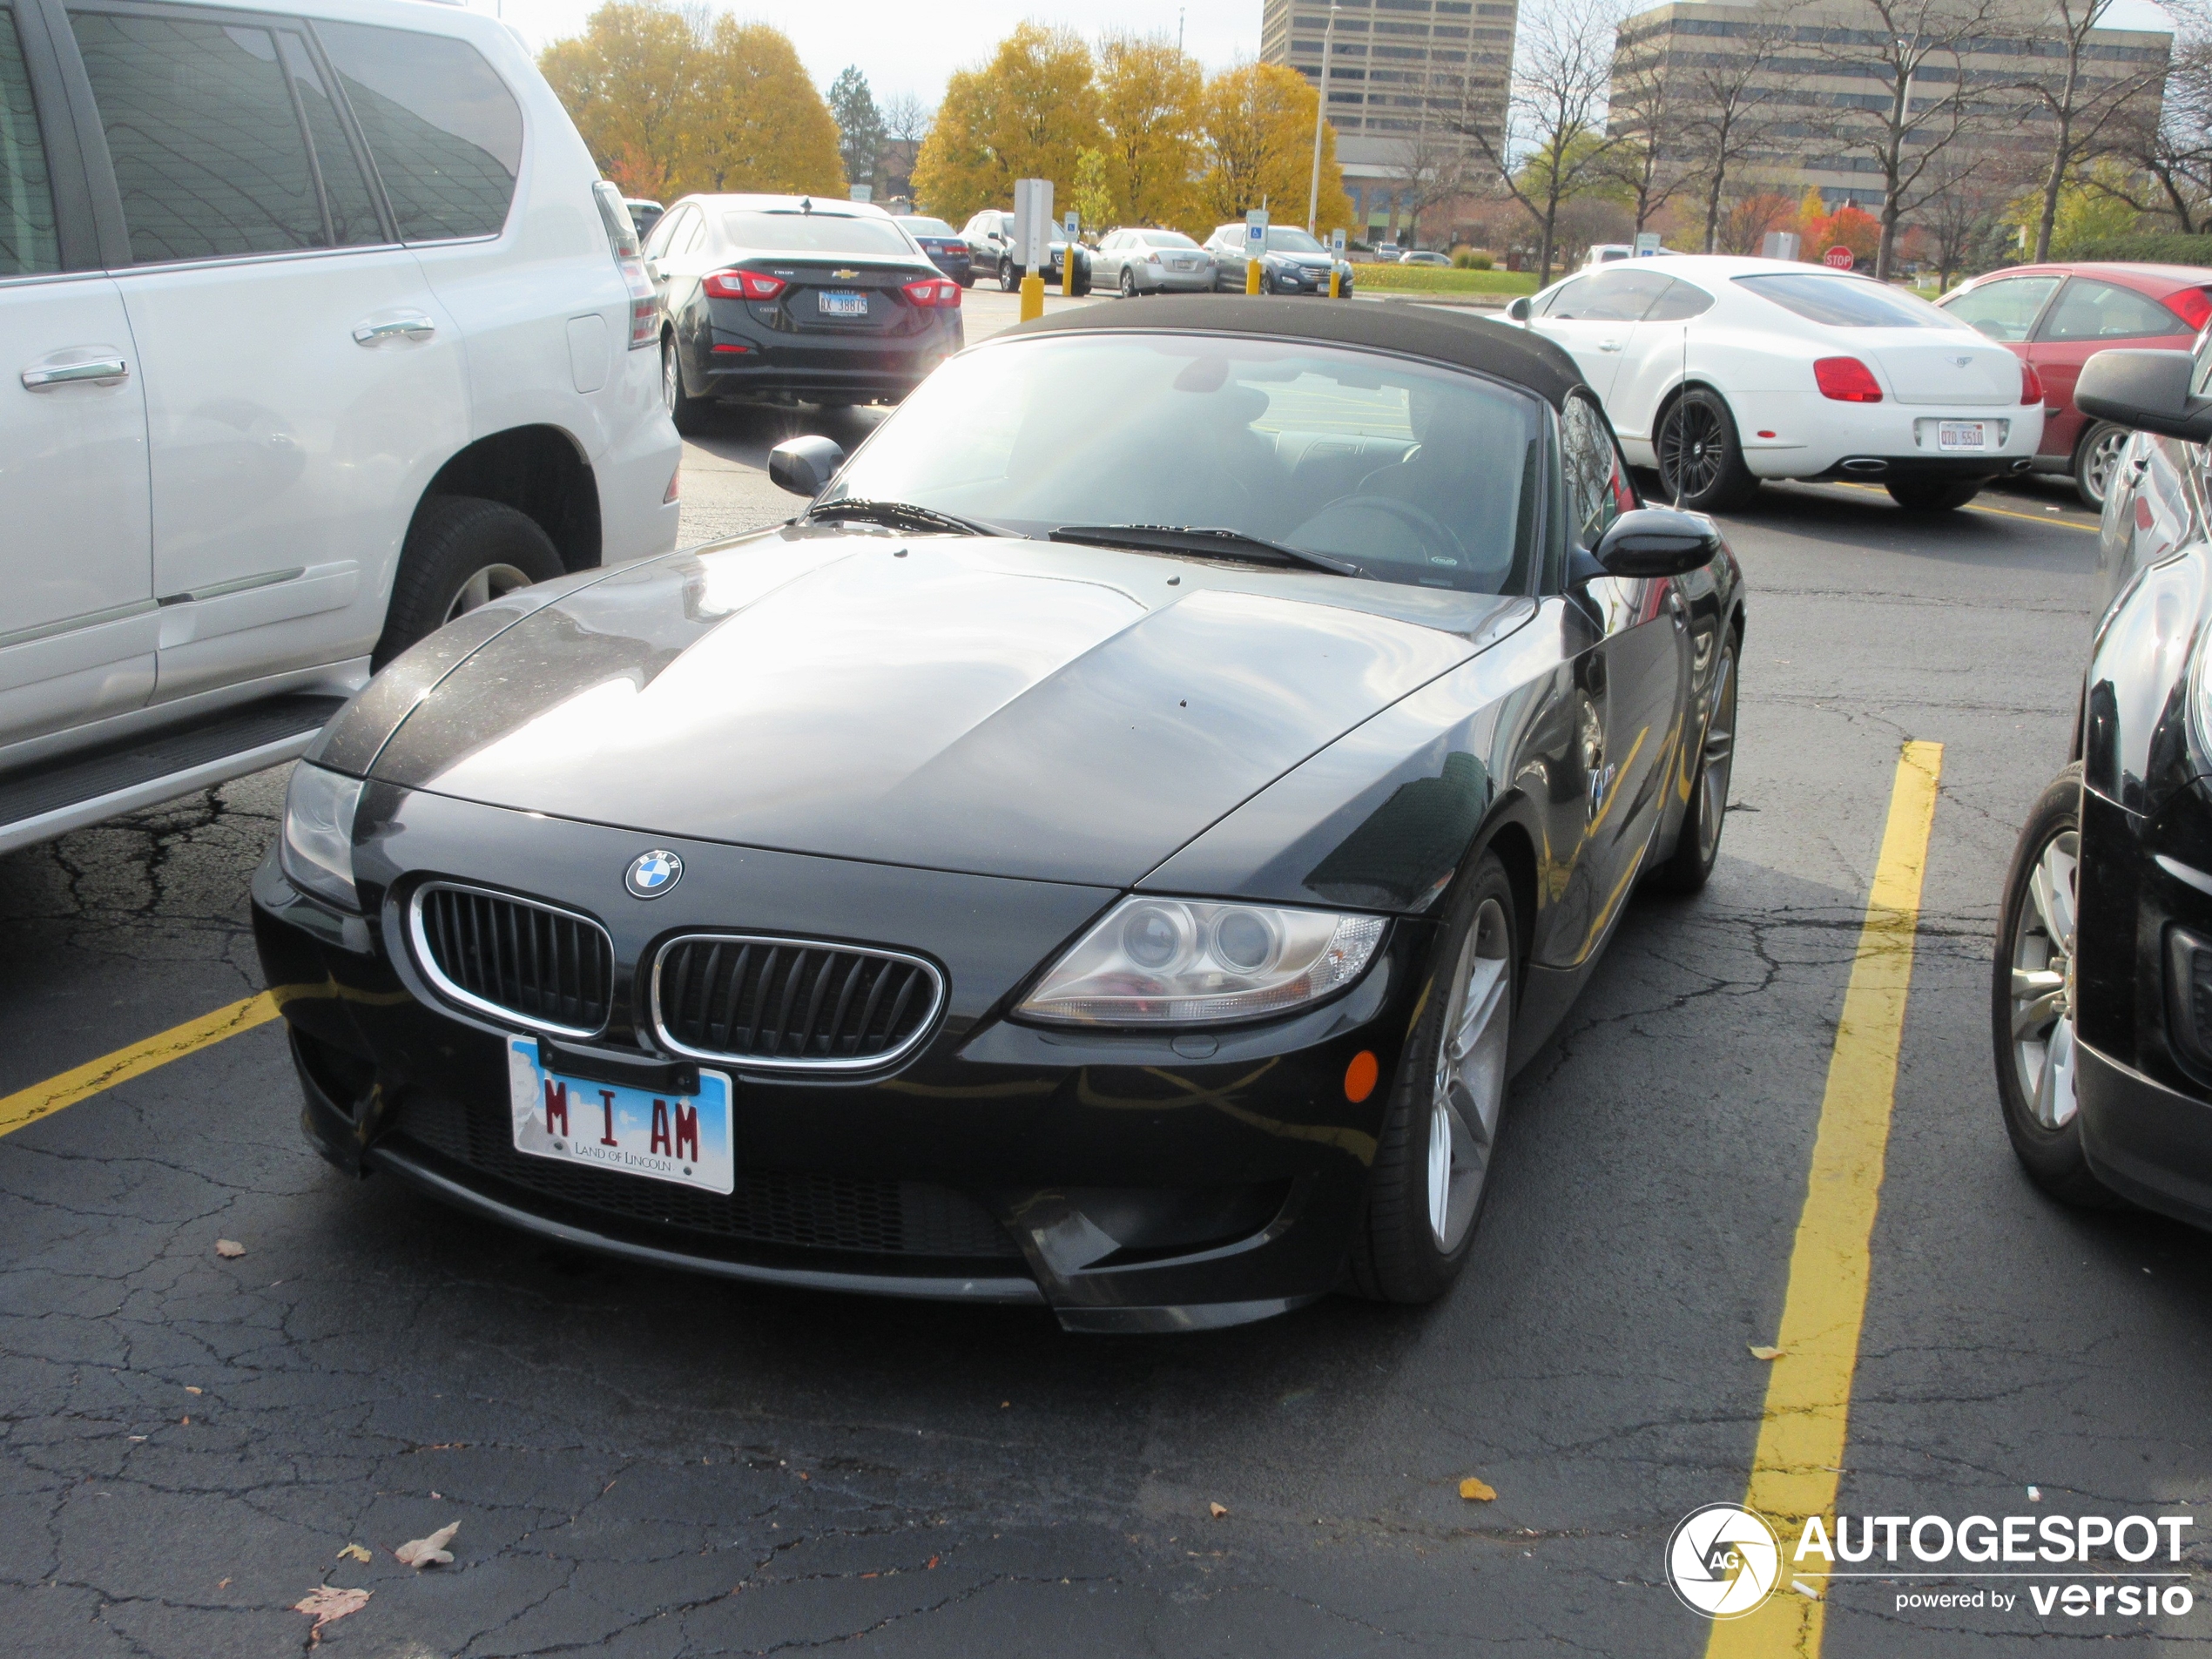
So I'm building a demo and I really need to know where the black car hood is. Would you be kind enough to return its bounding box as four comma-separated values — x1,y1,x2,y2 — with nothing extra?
367,529,1521,886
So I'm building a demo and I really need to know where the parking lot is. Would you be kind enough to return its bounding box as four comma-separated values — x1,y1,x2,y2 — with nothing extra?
4,285,2202,1656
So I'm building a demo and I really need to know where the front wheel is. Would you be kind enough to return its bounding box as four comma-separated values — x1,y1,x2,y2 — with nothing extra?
1886,475,1987,512
2074,421,2130,509
1993,764,2116,1209
372,496,564,669
1656,388,1759,512
1350,853,1519,1304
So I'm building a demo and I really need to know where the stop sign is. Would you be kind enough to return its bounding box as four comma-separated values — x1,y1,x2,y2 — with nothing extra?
1824,245,1855,271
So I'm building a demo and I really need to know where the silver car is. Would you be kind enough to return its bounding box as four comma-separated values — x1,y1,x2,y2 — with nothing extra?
1092,227,1215,296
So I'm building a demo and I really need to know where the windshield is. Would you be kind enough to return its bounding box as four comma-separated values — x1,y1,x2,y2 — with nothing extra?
898,217,956,238
1266,228,1325,254
721,212,913,255
821,334,1544,595
1734,273,1959,329
1140,229,1198,248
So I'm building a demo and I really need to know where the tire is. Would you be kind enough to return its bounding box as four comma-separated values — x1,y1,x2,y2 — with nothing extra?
1651,634,1737,894
999,258,1017,293
1655,387,1760,512
2073,421,2130,510
1886,475,1988,512
372,496,564,669
661,334,714,435
957,268,974,289
1069,254,1090,297
1350,851,1520,1304
1120,267,1138,299
1993,764,2117,1209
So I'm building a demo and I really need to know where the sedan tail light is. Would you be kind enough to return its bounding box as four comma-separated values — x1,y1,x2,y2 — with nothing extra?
704,268,788,301
901,276,961,308
1813,356,1884,403
2020,359,2046,405
2169,286,2212,332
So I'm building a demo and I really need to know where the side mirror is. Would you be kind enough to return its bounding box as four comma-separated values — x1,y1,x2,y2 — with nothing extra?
2076,348,2212,443
1588,507,1722,578
768,435,845,498
1505,296,1532,322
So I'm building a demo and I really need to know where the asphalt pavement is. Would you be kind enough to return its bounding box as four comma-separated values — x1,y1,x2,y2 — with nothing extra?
3,324,2206,1656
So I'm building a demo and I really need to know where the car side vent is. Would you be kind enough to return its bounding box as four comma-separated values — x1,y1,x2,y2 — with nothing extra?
411,883,615,1038
651,934,942,1071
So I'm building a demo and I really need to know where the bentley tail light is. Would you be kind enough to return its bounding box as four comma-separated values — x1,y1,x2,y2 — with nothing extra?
2020,359,2046,405
704,268,788,300
901,276,961,308
1814,356,1884,402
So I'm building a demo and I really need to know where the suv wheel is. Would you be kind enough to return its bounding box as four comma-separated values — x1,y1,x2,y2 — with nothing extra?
999,258,1017,293
372,496,564,669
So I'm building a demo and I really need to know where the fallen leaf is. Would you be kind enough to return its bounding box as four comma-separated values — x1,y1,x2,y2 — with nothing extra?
337,1544,371,1564
214,1239,246,1258
180,1416,190,1426
293,1585,369,1638
395,1521,461,1568
217,1578,230,1589
1000,1400,1010,1409
1458,1477,1497,1502
184,1386,203,1396
1749,1345,1786,1361
926,1555,940,1570
1208,1501,1228,1519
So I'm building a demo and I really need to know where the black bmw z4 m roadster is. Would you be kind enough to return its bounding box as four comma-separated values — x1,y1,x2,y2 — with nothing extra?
253,298,1745,1332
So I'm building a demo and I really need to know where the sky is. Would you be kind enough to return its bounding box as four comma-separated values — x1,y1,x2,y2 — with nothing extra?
458,0,2183,112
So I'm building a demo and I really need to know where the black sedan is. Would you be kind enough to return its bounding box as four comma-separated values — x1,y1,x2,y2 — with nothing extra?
1994,345,2212,1229
644,192,962,428
253,299,1744,1332
895,214,974,287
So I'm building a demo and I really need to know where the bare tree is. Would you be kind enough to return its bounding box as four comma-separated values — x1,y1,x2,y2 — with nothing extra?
1381,84,1473,247
2107,21,2212,233
1602,37,1696,234
1670,11,1791,254
877,92,934,204
1430,0,1622,282
2014,0,2168,260
1911,152,2018,287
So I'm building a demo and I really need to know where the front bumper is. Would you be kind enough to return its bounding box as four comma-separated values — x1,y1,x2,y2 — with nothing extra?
2078,1038,2212,1230
251,802,1428,1332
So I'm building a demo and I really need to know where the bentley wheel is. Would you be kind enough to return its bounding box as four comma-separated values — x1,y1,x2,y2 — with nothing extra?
2074,421,2129,509
1652,637,1737,894
1352,852,1518,1303
1993,764,2114,1208
1656,388,1758,512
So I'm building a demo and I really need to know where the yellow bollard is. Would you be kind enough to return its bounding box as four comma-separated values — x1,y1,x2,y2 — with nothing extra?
1329,267,1340,299
1019,271,1044,322
1063,241,1078,296
1245,258,1262,295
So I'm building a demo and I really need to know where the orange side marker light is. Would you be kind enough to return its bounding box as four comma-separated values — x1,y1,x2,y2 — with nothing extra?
1344,1050,1379,1103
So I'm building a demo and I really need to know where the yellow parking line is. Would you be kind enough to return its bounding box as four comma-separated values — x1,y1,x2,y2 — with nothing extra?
1706,740,1942,1658
1822,479,2098,533
0,991,283,1140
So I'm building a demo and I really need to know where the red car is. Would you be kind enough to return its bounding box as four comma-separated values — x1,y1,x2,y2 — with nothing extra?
1939,262,2212,506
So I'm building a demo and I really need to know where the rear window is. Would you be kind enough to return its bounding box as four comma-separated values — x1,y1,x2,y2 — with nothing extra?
723,212,912,255
898,217,955,237
1139,229,1197,247
315,22,520,242
1735,273,1952,329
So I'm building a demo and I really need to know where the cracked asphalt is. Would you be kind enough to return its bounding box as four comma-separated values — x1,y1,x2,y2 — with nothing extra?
4,443,2208,1656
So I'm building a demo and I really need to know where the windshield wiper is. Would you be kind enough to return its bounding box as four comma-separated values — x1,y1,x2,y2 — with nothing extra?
805,498,1009,537
1048,523,1362,577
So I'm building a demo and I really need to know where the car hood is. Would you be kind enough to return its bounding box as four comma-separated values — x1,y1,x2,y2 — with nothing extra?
366,529,1524,887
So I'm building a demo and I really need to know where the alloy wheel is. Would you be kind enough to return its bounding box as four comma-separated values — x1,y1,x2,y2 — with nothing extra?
2009,827,2080,1130
1121,267,1137,299
2079,425,2129,508
442,563,535,625
1696,646,1737,862
1427,896,1513,1251
1659,399,1724,502
660,341,678,414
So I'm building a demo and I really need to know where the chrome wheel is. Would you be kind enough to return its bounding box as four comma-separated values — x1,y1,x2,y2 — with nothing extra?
2076,424,2129,509
1696,645,1737,862
1427,896,1513,1251
442,563,534,624
2009,828,2079,1130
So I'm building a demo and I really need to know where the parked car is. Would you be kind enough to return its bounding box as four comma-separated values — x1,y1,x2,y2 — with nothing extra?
625,198,664,243
1401,250,1452,267
1372,241,1403,261
644,194,962,428
1584,244,1635,267
1991,341,2212,1235
0,0,679,858
894,214,973,287
958,209,1091,293
253,297,1744,1332
1506,255,2045,513
1201,225,1355,296
1091,227,1214,296
1939,261,2212,507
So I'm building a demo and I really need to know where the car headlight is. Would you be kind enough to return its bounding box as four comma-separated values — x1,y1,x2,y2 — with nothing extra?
1015,897,1385,1026
280,763,365,911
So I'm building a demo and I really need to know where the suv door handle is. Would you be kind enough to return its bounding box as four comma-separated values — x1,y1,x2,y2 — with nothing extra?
22,352,129,389
1597,338,1624,352
353,313,435,345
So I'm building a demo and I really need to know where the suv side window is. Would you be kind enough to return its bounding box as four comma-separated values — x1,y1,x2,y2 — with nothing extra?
0,5,59,274
1560,393,1631,547
314,21,520,242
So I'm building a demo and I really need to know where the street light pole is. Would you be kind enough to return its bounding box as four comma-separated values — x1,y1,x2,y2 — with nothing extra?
1306,3,1340,234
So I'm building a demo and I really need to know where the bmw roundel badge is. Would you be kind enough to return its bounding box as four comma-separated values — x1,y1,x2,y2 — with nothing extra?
625,848,683,899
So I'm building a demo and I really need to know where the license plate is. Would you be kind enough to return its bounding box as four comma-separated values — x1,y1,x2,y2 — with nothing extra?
819,290,868,317
1938,420,1989,451
506,1036,734,1195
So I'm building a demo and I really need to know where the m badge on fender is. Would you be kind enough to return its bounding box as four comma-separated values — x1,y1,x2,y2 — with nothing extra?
626,849,683,899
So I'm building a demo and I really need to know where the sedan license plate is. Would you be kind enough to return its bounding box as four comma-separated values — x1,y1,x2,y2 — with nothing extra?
1938,420,1990,452
819,290,868,317
506,1036,734,1195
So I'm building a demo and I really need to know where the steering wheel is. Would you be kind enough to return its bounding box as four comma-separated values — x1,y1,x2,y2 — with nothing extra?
1287,494,1464,567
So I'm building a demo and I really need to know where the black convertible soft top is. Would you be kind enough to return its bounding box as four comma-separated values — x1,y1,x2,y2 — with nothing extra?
1000,293,1586,410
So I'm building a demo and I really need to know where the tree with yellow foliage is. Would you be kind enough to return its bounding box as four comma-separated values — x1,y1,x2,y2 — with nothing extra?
1197,62,1352,239
688,18,845,194
1096,31,1203,230
911,24,1099,225
538,0,694,200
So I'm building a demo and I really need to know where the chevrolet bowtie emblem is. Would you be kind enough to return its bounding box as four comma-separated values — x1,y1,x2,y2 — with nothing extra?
832,268,860,280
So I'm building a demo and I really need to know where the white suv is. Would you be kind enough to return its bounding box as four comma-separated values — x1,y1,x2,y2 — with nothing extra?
0,0,680,853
